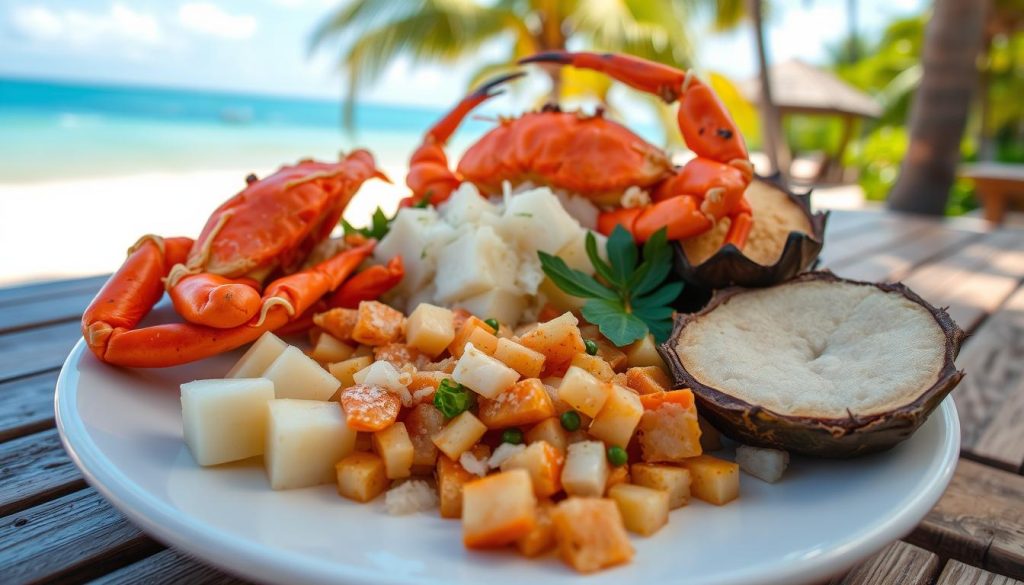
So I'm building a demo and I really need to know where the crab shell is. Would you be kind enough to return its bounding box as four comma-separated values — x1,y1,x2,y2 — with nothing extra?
672,175,828,290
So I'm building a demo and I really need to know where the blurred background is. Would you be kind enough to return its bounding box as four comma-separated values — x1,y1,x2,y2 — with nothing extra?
1,0,1021,286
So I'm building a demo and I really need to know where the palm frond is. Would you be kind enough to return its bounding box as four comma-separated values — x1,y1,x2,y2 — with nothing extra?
568,0,696,68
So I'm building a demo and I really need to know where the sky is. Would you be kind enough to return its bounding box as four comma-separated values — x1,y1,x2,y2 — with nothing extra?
0,0,930,108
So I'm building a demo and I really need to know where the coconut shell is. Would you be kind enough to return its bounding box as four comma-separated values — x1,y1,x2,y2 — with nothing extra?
658,271,966,458
672,175,828,290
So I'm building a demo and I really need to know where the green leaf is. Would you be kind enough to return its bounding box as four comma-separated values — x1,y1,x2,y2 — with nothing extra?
630,228,674,296
646,318,674,344
606,225,638,284
585,231,617,286
538,252,618,301
634,282,684,309
581,299,648,347
631,304,674,321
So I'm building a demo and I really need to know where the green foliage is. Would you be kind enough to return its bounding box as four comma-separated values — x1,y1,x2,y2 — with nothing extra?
843,126,908,202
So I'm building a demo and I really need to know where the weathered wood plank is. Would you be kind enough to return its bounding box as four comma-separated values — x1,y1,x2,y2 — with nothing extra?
829,225,984,283
0,321,81,383
0,370,60,442
902,228,1024,331
829,541,940,585
820,215,937,268
0,290,97,335
0,274,106,308
0,488,162,585
936,560,1024,585
909,459,1024,580
90,549,251,585
822,210,887,239
0,428,84,517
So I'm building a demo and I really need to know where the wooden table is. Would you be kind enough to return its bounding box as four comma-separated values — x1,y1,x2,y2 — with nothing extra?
1,209,1023,585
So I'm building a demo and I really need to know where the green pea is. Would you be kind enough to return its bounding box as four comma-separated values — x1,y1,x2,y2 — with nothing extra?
607,445,628,466
584,338,599,356
560,410,582,432
484,318,500,333
501,428,524,445
433,378,475,418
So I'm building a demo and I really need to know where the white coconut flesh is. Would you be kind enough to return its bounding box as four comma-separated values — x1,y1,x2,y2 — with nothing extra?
676,280,948,419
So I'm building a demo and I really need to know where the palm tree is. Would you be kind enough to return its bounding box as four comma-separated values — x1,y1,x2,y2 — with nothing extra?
311,0,743,130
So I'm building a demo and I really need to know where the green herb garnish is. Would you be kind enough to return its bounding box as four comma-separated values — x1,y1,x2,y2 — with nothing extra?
342,206,392,240
538,226,681,347
560,410,582,431
501,428,524,445
607,445,628,466
433,378,476,418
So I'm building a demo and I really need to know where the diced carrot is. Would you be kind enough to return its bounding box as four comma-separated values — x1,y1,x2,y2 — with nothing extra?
478,378,556,429
351,300,404,346
639,389,695,411
313,308,358,342
437,455,475,518
449,316,498,358
373,343,428,368
339,384,401,431
626,366,673,395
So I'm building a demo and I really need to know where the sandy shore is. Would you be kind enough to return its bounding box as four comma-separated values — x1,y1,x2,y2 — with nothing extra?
0,164,410,287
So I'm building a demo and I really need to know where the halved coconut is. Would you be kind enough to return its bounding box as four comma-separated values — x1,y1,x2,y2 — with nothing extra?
659,272,965,458
673,176,827,290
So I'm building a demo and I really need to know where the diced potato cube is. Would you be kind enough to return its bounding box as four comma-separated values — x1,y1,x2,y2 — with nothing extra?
313,308,358,342
405,403,444,467
494,338,545,378
588,384,644,448
626,366,672,395
516,501,555,557
372,421,414,479
406,303,456,357
353,360,405,392
551,497,634,573
525,417,568,453
631,463,691,509
432,411,488,460
309,333,354,364
462,469,537,548
680,455,740,505
735,445,789,483
605,464,630,491
352,300,404,346
478,378,556,429
595,339,628,372
265,399,356,490
262,346,340,401
226,332,287,378
625,334,668,370
638,390,702,463
607,484,669,536
181,378,275,466
339,384,401,431
328,356,373,388
336,452,389,502
570,353,615,382
448,316,497,358
557,366,611,418
519,312,586,375
561,441,609,497
452,342,519,399
500,440,564,497
436,454,475,518
456,287,527,327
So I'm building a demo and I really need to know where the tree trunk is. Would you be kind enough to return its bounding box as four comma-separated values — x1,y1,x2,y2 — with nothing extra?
887,0,990,215
749,0,791,181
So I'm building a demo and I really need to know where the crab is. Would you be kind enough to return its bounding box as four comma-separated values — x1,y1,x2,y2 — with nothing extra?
402,51,754,247
81,151,404,368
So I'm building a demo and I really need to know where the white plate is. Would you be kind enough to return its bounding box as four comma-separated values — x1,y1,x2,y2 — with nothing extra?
56,339,959,585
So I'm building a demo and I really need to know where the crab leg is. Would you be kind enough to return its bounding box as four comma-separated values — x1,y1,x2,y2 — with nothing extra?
328,256,404,309
86,242,377,368
404,72,525,207
168,273,263,329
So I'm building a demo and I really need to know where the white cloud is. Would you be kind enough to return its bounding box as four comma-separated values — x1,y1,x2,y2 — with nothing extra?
178,3,257,41
10,3,163,47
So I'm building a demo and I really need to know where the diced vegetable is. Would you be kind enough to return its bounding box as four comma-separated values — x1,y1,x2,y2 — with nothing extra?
310,333,354,364
625,334,667,370
557,366,611,418
433,379,477,418
605,463,630,490
436,455,475,518
336,452,389,502
680,455,740,505
560,410,582,432
519,312,587,376
226,332,287,378
462,469,537,548
405,403,444,468
588,385,644,448
625,366,672,395
607,484,669,536
516,500,555,557
449,316,498,358
432,411,488,460
570,352,615,382
551,497,634,573
262,346,341,401
339,384,401,432
630,463,691,509
561,441,609,497
606,445,628,467
405,303,456,357
501,428,524,444
181,378,274,466
313,307,358,342
353,360,406,393
372,421,414,479
328,356,373,388
478,378,556,429
451,342,520,399
373,343,427,369
456,287,528,329
735,445,789,483
352,300,405,346
500,440,564,497
265,399,356,490
638,390,703,463
493,338,545,378
526,417,569,453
